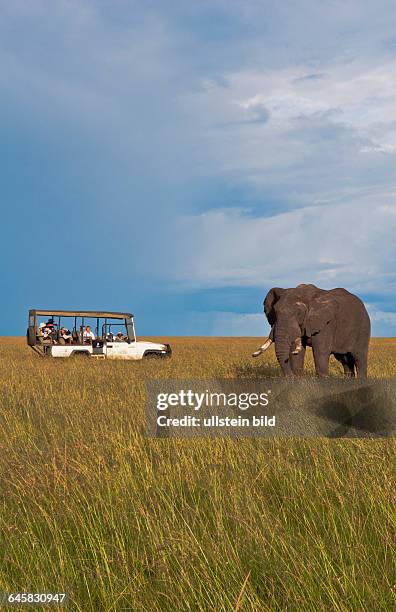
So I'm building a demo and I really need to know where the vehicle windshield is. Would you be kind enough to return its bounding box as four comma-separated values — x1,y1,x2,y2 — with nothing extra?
103,319,135,342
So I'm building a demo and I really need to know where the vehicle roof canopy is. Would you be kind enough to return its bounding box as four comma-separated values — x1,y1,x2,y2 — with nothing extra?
30,310,133,319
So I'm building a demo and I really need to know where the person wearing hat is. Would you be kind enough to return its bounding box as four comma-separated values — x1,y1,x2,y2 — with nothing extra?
38,321,54,343
44,319,55,334
37,322,46,343
115,331,125,342
38,322,46,335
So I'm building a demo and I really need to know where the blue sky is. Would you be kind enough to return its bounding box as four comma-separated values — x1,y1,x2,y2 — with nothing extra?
1,0,396,336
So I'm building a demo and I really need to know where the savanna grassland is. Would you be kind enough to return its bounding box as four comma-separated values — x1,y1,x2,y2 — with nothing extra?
0,337,395,611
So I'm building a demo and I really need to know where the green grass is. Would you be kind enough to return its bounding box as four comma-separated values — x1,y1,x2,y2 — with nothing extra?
0,337,395,610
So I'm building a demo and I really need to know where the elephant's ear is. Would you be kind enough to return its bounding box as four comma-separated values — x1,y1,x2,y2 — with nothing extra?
306,298,337,337
263,287,285,325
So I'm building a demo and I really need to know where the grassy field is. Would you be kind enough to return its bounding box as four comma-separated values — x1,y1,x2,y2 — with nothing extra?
0,337,395,611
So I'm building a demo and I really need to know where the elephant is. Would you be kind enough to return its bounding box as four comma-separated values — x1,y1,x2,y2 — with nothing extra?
252,283,371,378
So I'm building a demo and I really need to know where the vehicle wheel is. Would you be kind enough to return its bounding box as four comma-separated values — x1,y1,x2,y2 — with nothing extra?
144,352,162,359
71,351,91,358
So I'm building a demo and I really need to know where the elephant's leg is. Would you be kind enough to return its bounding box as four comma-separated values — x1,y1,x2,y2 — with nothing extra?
346,353,356,376
353,350,368,379
333,353,346,375
290,346,305,376
333,353,347,375
333,353,355,377
312,344,330,377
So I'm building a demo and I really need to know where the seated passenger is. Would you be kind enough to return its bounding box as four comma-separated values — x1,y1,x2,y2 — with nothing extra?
83,326,96,343
37,323,47,343
37,323,45,337
59,327,72,344
38,321,54,343
115,331,125,342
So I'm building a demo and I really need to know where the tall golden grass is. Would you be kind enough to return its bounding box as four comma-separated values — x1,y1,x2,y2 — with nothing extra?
0,337,395,610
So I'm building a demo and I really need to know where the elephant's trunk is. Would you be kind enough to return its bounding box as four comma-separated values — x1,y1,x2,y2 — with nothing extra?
275,343,290,363
274,331,291,369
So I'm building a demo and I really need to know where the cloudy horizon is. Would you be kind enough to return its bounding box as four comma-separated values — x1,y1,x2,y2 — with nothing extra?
1,1,396,336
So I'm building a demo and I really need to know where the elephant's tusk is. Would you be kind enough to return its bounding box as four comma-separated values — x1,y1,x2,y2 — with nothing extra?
252,338,273,357
292,337,303,355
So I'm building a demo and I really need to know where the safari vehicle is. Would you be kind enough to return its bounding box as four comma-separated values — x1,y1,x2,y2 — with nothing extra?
27,310,171,360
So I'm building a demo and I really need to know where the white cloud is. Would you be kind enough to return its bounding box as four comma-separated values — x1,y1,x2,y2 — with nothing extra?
361,143,396,154
180,55,396,202
171,33,396,307
366,304,396,336
367,305,396,325
172,191,396,296
188,311,266,336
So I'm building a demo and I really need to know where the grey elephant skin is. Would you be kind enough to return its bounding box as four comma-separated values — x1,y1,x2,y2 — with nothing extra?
256,284,371,378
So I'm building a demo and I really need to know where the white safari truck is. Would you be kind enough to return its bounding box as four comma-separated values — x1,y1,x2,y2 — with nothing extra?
27,309,171,360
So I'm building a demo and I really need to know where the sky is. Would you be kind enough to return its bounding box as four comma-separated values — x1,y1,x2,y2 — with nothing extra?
1,0,396,336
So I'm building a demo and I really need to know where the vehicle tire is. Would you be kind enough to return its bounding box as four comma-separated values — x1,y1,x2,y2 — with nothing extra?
71,351,91,358
144,351,163,359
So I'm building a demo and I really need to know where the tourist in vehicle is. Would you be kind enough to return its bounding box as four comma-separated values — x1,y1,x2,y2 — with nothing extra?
37,323,45,337
37,323,47,343
40,320,55,342
115,331,125,342
59,327,72,344
83,326,96,342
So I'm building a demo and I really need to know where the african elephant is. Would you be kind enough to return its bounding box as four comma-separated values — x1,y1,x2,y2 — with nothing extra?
252,284,370,378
